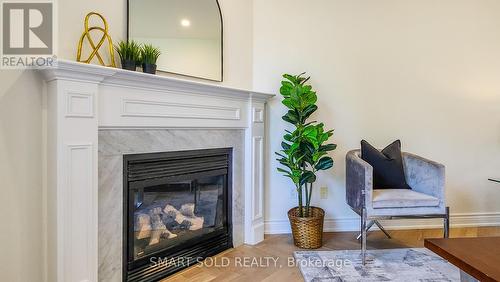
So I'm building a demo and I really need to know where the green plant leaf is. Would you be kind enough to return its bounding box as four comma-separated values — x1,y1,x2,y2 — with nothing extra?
277,167,291,175
319,143,337,152
315,157,334,170
280,81,293,97
299,171,316,186
299,74,310,85
303,91,317,105
278,160,290,167
302,142,315,155
302,125,316,136
301,104,318,121
281,141,290,150
283,74,298,84
283,110,299,124
282,115,294,124
282,98,296,109
289,142,299,153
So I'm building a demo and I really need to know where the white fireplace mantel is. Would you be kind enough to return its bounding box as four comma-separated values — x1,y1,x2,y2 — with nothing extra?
40,60,274,282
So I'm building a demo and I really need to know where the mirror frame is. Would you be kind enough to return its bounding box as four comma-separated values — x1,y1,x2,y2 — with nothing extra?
126,0,223,82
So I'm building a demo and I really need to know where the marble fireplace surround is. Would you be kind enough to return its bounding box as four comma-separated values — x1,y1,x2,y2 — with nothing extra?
40,60,274,282
98,129,245,282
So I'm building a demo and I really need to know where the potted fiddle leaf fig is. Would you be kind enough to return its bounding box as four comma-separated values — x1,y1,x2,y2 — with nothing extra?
140,44,161,74
115,40,141,71
275,73,336,249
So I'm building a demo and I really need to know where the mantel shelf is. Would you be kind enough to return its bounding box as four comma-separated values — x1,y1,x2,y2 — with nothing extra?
39,59,275,101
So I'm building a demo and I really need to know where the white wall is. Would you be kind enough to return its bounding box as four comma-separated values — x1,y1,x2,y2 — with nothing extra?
253,0,500,232
0,71,44,281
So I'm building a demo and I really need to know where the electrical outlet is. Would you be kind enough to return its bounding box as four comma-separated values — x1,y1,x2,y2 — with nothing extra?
290,189,298,199
320,186,328,199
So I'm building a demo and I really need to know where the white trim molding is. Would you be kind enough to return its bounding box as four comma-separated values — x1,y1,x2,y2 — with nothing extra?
252,107,264,123
64,144,96,282
41,59,272,101
65,92,95,118
40,60,274,282
121,99,241,120
252,136,264,220
264,212,500,234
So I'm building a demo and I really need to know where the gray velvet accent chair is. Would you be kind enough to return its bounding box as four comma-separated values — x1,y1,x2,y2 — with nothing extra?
345,150,449,264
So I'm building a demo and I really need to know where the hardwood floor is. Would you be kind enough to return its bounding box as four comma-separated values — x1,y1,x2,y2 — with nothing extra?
162,227,500,282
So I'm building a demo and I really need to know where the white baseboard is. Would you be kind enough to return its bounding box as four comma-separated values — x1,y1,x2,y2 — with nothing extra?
264,212,500,234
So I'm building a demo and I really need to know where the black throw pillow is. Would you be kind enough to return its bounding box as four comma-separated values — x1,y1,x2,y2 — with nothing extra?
360,140,411,190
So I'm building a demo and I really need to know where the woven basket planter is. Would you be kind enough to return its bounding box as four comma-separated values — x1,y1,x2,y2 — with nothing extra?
288,206,325,249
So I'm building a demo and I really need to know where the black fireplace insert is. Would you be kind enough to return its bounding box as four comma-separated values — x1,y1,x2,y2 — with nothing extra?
123,148,233,282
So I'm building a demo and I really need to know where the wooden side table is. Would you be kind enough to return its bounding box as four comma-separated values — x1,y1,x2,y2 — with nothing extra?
425,237,500,282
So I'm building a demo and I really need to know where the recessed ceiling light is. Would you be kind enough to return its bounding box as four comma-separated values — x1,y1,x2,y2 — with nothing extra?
181,19,191,27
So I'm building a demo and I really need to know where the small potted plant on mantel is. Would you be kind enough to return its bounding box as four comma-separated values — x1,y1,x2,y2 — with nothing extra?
276,73,336,249
140,44,161,74
115,40,141,71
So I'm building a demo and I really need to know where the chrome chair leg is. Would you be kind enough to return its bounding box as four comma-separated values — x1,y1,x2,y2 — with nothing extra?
444,206,450,238
361,208,367,265
374,220,391,239
357,220,391,240
356,220,375,240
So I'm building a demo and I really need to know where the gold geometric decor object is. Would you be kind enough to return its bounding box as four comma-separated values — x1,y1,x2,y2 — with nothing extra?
76,12,116,67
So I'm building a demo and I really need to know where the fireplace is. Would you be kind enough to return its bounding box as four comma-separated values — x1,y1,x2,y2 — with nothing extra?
123,148,233,282
42,61,271,282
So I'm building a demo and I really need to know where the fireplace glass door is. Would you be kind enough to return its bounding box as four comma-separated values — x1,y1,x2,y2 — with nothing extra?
131,173,226,260
124,148,232,282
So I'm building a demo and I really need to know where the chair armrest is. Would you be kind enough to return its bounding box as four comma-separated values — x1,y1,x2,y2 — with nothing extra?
346,150,373,213
403,152,445,200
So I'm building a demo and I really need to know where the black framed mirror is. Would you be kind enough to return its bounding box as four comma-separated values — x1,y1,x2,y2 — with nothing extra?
127,0,223,81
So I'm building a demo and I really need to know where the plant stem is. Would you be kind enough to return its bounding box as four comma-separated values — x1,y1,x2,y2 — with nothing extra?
297,185,303,217
306,182,313,216
304,183,309,217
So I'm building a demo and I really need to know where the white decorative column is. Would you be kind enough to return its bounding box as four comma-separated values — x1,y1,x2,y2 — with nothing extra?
244,99,266,244
40,60,274,282
45,79,101,282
